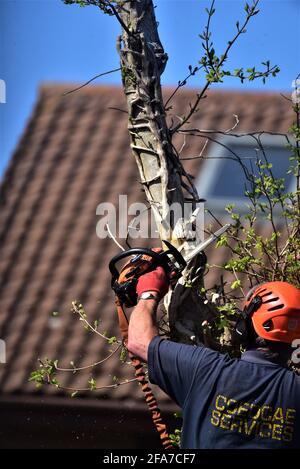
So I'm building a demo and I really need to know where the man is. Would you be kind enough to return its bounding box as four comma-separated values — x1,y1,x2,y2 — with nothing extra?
127,267,300,448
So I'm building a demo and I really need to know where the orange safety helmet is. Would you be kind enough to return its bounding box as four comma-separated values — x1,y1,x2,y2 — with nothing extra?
238,281,300,344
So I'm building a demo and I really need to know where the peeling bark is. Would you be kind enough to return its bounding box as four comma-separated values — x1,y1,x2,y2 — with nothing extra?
116,0,227,348
118,0,199,246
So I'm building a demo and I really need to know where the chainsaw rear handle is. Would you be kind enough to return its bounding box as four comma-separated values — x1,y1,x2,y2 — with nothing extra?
109,248,171,284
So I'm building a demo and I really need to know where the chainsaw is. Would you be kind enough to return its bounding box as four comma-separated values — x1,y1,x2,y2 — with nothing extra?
109,240,186,307
109,224,231,308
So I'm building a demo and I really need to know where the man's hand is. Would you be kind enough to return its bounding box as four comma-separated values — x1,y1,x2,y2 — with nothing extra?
136,266,169,300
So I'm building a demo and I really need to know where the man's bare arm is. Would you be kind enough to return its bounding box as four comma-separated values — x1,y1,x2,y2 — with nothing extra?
127,293,159,362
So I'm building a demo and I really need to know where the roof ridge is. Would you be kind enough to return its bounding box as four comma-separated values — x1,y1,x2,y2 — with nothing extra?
38,82,289,97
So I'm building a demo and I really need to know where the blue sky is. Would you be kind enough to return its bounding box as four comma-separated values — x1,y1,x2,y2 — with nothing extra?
0,0,299,178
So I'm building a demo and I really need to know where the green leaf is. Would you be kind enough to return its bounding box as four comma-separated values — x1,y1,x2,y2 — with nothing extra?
108,336,117,345
216,235,228,247
231,279,242,290
88,377,97,391
94,320,99,329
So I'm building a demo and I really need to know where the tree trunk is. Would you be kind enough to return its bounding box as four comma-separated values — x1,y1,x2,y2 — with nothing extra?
115,0,220,345
118,0,198,247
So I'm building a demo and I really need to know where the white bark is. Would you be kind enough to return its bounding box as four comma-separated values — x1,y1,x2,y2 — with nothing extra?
118,0,199,248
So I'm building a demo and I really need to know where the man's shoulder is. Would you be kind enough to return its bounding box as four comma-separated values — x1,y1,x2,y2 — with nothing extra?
149,336,233,364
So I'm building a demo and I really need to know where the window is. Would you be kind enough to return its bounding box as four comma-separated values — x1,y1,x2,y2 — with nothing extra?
195,134,295,213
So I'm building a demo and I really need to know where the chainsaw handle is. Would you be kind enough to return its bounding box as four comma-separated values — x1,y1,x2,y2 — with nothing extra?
162,240,186,270
109,248,169,283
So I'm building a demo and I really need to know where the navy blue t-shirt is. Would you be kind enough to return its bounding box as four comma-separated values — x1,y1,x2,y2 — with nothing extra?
148,336,300,449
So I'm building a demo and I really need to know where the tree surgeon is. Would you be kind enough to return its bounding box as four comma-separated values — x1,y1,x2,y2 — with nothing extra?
127,268,300,449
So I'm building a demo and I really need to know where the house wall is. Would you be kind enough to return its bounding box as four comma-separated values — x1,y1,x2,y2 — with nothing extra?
0,396,178,449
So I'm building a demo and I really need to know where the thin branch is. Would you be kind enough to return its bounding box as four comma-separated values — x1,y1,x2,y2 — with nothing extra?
171,1,261,133
106,223,126,251
217,1,260,67
44,377,138,393
54,345,121,372
108,106,128,114
179,114,239,162
178,131,252,182
280,93,293,103
205,208,223,227
293,95,300,206
63,67,121,96
233,267,247,298
198,138,209,159
254,133,291,238
71,301,122,343
179,128,290,139
180,155,255,162
171,83,210,134
164,65,203,109
109,2,135,37
178,132,187,155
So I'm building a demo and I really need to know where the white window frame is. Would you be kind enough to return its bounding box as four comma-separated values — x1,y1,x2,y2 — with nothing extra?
195,134,295,213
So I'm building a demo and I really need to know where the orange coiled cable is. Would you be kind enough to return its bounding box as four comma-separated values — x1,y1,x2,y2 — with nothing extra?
116,298,174,450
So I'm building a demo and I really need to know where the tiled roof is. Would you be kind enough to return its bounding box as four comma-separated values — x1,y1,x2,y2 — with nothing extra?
0,84,294,405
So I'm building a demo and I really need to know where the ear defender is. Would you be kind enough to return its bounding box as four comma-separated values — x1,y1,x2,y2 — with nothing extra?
235,295,263,343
